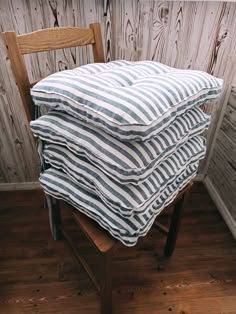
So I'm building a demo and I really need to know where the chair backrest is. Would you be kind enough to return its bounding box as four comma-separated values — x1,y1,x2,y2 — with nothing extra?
2,23,105,121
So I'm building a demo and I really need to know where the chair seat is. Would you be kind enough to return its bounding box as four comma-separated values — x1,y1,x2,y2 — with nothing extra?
64,202,118,253
162,181,193,211
63,181,193,254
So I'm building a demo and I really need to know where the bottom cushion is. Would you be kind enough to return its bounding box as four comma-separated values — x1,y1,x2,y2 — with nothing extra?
40,164,197,246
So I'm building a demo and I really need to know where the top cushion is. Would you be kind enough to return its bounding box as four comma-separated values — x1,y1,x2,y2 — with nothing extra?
31,60,223,141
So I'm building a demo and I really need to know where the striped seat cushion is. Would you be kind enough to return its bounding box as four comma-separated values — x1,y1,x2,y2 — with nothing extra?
31,60,223,141
30,108,210,185
40,163,197,246
43,136,206,217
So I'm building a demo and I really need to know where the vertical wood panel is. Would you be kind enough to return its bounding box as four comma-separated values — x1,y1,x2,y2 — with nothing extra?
220,110,236,144
207,86,236,227
162,1,186,67
112,0,138,60
135,1,154,60
104,0,112,62
0,34,39,183
149,1,171,62
0,0,107,184
201,3,236,172
25,0,55,81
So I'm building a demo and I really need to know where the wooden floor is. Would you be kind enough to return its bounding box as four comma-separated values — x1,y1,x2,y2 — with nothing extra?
0,183,236,314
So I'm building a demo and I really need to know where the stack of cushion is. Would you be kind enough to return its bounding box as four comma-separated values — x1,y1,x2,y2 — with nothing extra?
30,60,223,246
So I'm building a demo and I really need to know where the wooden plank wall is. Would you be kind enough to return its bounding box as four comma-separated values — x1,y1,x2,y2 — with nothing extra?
0,0,108,184
207,85,236,230
111,0,236,175
1,0,236,185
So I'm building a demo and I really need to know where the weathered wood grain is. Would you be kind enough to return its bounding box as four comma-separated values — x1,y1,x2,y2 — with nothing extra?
112,0,138,60
208,121,236,223
208,159,236,221
200,4,236,173
216,129,236,169
135,1,154,60
228,85,236,110
0,34,39,183
104,0,112,62
160,2,236,174
0,0,106,183
220,108,236,144
206,81,236,235
110,0,236,176
149,1,171,62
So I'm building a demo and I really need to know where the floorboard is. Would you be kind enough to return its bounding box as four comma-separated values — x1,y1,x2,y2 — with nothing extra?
0,184,236,314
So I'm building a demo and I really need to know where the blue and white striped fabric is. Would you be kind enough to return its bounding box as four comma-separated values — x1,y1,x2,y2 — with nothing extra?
43,136,206,217
30,108,210,185
40,162,198,246
31,60,223,141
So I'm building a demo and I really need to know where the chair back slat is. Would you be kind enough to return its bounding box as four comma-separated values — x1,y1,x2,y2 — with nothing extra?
17,27,95,54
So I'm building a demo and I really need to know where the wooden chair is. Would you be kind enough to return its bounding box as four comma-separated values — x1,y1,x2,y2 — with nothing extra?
2,24,193,314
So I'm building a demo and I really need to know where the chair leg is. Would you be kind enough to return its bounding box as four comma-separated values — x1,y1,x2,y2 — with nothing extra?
100,251,112,314
46,195,62,240
164,191,188,257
